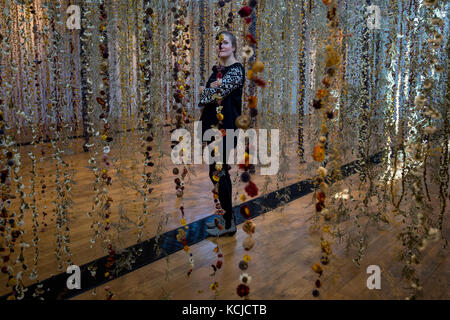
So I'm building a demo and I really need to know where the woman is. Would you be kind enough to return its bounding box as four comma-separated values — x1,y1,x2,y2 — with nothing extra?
199,31,245,237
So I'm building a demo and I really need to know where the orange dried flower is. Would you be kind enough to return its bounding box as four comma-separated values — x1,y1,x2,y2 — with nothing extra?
316,89,328,99
248,96,258,109
251,60,264,73
313,145,325,162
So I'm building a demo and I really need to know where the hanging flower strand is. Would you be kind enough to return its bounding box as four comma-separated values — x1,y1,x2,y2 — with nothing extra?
170,2,194,278
235,0,261,300
310,0,342,298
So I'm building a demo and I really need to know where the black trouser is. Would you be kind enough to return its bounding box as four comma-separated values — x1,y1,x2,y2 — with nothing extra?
206,135,236,229
208,162,233,228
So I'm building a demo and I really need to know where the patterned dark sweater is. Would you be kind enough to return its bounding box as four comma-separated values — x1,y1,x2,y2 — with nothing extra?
199,62,245,137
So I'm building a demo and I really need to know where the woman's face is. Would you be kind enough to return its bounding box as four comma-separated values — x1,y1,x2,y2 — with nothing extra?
217,34,235,59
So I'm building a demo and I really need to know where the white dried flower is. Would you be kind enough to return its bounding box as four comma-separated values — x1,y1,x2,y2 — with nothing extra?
317,166,328,177
240,273,252,284
242,46,254,59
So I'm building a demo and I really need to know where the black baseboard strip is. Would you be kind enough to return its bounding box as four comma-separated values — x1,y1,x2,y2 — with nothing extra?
1,151,383,300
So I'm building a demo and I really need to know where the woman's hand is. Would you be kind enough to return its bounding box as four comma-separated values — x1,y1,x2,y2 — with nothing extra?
210,79,222,88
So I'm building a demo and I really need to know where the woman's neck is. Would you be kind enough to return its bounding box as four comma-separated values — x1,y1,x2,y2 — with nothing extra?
219,56,238,67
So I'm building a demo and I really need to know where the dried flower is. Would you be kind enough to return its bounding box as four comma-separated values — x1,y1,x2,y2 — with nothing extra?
236,283,250,297
241,171,250,183
317,192,326,203
312,263,323,275
238,6,252,17
313,145,325,162
210,281,219,291
249,108,258,118
242,46,254,59
252,77,266,88
242,236,255,251
313,99,323,110
245,181,259,197
240,273,252,284
240,204,251,218
251,60,264,73
235,114,251,130
246,34,257,45
321,255,330,265
316,89,329,99
239,260,249,270
242,220,256,234
321,240,332,254
317,166,328,177
247,96,258,109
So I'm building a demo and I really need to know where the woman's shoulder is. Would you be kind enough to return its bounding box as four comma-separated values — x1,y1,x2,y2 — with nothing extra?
225,62,244,75
227,61,244,69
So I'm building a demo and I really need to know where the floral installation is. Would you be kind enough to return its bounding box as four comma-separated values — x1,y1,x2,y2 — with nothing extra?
169,2,194,279
309,0,343,298
0,0,447,301
235,0,263,300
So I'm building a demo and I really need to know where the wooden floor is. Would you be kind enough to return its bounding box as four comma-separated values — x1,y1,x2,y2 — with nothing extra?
1,129,448,299
72,171,450,300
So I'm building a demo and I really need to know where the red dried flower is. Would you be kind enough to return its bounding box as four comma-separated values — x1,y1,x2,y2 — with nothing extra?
237,284,250,297
238,6,252,17
316,192,326,203
216,260,223,269
252,77,266,88
245,34,257,45
239,163,251,170
245,181,259,197
245,17,252,24
316,202,325,212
